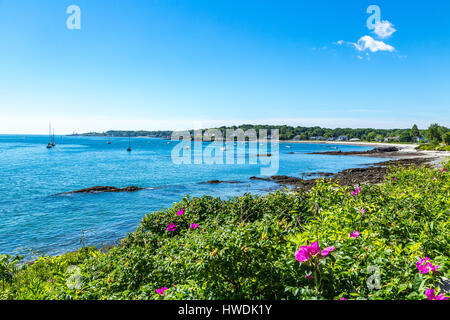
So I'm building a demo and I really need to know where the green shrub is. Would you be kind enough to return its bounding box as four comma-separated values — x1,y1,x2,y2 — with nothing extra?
1,163,449,300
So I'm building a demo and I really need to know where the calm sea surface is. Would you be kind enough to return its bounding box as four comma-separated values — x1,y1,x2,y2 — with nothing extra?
0,135,385,259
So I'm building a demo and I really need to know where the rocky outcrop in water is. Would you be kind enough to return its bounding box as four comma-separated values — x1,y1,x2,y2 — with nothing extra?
59,186,145,195
309,146,400,156
199,180,241,184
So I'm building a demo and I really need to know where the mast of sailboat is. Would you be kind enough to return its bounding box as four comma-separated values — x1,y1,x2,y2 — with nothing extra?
46,124,53,149
127,135,132,152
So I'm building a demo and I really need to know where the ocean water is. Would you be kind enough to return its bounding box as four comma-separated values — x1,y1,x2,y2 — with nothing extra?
0,135,385,260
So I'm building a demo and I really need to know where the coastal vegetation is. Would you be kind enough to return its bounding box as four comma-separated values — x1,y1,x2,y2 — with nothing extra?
1,162,449,300
417,144,450,152
416,124,450,151
74,124,450,144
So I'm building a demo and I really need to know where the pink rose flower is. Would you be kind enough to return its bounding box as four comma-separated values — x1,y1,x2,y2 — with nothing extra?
425,288,448,300
177,208,185,216
321,246,335,257
156,287,168,296
351,187,361,196
295,246,310,262
416,257,439,274
308,242,321,256
190,223,199,229
295,242,335,262
166,222,177,232
350,230,360,238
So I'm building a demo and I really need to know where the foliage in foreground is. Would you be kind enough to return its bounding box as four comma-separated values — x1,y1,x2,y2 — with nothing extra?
1,164,449,300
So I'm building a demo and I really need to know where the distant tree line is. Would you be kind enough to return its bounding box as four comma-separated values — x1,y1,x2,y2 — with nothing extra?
197,124,449,144
75,124,449,144
73,130,173,138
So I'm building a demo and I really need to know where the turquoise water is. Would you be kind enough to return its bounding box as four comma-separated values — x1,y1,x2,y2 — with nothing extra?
0,135,384,260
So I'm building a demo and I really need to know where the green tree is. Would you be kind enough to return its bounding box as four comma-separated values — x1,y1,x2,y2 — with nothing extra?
425,123,442,144
399,131,412,143
443,132,450,145
411,124,420,139
367,131,377,141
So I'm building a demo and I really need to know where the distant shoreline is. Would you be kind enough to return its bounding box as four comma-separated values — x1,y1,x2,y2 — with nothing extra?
282,140,449,166
280,140,417,148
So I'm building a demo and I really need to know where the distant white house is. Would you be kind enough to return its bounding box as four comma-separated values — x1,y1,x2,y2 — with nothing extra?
384,136,400,142
337,135,348,141
309,136,325,141
414,136,428,143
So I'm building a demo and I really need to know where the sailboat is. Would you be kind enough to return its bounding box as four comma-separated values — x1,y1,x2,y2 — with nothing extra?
126,136,132,152
46,124,54,149
50,128,56,147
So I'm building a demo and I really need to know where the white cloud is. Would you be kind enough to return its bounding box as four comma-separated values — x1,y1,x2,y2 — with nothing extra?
373,20,396,39
353,35,395,52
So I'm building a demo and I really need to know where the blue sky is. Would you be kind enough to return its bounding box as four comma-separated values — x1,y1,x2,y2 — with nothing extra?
0,0,449,133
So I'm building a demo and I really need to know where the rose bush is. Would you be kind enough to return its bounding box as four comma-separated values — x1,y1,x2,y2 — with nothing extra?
1,162,449,300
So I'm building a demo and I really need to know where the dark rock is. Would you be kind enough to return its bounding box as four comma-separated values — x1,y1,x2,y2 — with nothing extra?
59,186,145,195
438,277,450,294
250,176,271,181
270,175,304,184
199,180,240,184
309,146,399,156
305,172,333,177
249,156,431,191
373,146,399,152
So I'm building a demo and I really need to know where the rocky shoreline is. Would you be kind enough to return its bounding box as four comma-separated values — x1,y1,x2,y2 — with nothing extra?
57,144,447,195
248,144,446,190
